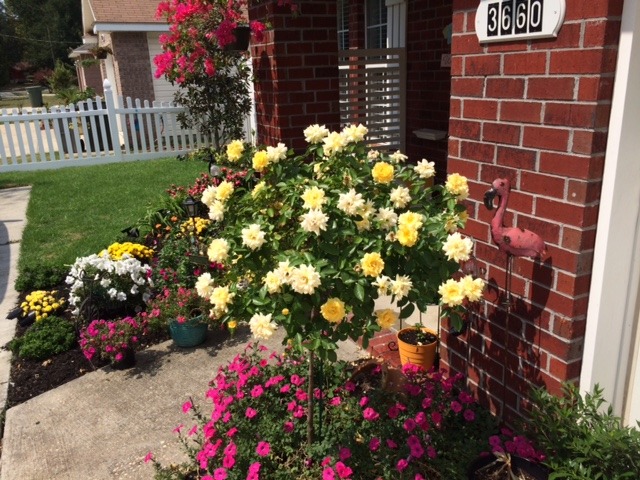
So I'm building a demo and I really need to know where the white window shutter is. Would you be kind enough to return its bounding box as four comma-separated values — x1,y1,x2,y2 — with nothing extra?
386,0,406,48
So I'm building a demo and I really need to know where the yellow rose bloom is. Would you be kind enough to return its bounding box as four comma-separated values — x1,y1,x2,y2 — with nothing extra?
445,173,469,200
301,186,326,210
442,232,473,262
397,225,418,247
375,309,398,329
215,181,235,202
207,238,229,263
438,279,465,307
281,308,290,316
460,275,485,302
398,211,424,230
371,162,394,184
252,181,266,198
320,298,346,323
226,140,244,162
252,151,270,172
360,252,385,277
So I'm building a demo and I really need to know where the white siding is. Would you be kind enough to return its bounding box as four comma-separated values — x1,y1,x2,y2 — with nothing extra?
147,32,179,104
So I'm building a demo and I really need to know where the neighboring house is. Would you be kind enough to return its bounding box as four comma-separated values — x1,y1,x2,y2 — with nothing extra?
72,0,175,105
244,0,640,426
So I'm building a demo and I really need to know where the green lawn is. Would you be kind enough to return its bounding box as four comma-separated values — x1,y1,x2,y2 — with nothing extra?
0,157,206,290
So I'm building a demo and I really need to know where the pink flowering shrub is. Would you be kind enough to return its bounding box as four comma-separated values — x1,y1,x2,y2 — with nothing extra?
148,344,498,479
79,316,148,363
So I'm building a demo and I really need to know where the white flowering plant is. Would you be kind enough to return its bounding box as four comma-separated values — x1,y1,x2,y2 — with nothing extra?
66,252,154,322
194,124,484,360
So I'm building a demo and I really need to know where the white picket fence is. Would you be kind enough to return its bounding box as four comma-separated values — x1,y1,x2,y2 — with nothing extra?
0,80,253,171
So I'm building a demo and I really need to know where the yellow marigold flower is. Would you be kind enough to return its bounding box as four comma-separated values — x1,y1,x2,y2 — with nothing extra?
371,162,394,184
375,309,398,329
397,225,418,247
360,252,384,277
445,173,469,200
438,279,465,307
226,140,244,162
301,186,326,210
320,298,346,324
252,150,270,173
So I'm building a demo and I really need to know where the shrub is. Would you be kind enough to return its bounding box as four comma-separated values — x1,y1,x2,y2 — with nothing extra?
8,316,76,361
15,264,69,292
79,316,148,363
527,383,640,479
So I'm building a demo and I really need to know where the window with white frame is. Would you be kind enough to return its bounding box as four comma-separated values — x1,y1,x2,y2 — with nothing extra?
366,0,388,49
337,0,350,50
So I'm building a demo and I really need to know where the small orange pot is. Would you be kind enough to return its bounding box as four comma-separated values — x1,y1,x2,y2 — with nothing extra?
396,327,438,370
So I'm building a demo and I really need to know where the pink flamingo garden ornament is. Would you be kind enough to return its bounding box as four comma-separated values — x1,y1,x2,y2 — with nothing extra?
483,178,547,259
483,178,547,419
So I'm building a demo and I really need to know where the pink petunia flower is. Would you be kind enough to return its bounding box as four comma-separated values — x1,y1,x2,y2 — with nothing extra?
182,400,193,413
335,461,353,479
256,441,270,457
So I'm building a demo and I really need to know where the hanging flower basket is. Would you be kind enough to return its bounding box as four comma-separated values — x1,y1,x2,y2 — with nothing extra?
223,26,251,51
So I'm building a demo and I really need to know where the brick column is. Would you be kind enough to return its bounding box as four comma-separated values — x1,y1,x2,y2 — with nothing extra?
249,0,341,150
447,0,623,422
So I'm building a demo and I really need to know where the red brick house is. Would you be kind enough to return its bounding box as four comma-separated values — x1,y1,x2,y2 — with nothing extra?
73,0,176,104
245,0,640,425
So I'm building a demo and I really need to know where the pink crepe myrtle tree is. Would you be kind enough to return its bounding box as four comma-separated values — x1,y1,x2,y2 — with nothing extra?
154,0,297,148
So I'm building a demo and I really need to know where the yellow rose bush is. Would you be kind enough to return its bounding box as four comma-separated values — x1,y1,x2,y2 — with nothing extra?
194,124,484,360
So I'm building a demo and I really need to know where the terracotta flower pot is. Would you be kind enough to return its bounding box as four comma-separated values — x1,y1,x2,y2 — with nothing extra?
396,327,438,370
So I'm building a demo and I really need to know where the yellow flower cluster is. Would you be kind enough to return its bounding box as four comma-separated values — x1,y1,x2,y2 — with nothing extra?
438,275,486,307
396,211,425,247
106,242,154,261
180,217,211,238
21,290,65,321
226,140,245,162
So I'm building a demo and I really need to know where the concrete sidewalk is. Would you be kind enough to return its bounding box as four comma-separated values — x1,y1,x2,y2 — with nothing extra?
0,186,30,413
0,328,366,479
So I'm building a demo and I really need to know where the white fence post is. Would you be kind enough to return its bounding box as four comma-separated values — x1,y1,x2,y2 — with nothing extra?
103,79,123,162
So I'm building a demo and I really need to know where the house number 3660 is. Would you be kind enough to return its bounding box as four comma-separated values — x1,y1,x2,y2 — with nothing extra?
487,0,544,37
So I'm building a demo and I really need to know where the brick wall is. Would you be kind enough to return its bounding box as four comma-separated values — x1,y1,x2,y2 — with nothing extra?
405,0,453,183
249,0,341,150
446,0,623,422
112,32,155,102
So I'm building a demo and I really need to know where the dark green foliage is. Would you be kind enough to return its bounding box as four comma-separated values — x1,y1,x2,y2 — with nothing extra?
8,316,76,361
15,264,69,291
527,383,640,479
172,55,252,149
4,0,81,70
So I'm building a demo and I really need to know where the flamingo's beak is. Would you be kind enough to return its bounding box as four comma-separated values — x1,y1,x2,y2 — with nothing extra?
484,188,497,210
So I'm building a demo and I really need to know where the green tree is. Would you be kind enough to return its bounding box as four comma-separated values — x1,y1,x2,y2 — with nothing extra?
0,2,23,86
4,0,82,70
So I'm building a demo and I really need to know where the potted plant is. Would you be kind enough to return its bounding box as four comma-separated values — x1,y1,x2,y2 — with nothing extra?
467,429,548,480
144,286,213,347
396,325,439,370
79,316,148,369
90,45,112,59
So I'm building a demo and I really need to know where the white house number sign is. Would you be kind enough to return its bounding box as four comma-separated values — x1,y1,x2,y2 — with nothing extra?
475,0,566,43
